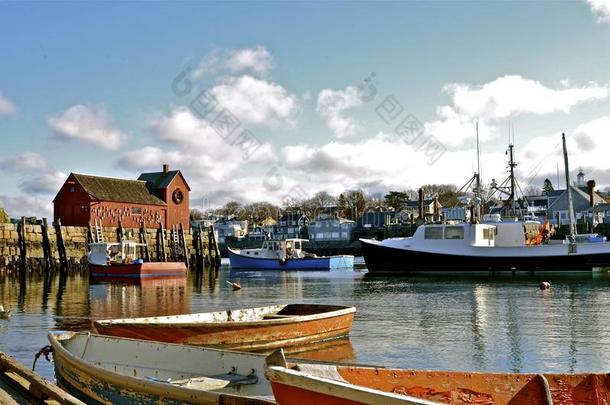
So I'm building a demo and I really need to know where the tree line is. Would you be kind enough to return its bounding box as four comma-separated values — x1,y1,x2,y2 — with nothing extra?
190,184,465,223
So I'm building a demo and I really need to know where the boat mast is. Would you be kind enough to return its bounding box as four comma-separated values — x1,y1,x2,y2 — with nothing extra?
508,143,517,216
562,133,577,241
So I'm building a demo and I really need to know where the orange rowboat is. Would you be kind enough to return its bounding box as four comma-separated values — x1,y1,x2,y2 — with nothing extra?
265,349,610,405
94,304,356,351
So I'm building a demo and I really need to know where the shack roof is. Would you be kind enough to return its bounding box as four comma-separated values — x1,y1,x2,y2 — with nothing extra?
63,173,167,206
138,170,191,191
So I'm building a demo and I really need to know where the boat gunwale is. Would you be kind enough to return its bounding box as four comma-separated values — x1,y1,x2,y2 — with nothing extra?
228,248,354,261
48,331,274,404
265,365,439,405
93,304,356,328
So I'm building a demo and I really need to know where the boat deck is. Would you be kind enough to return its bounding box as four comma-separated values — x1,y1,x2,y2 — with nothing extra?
0,352,84,405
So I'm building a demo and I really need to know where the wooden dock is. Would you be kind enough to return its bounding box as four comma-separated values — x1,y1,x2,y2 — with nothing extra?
0,351,84,405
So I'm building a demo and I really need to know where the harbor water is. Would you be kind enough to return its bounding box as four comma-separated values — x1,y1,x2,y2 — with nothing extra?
2,260,610,382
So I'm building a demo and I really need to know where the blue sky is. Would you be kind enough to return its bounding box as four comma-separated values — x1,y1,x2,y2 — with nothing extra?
1,1,610,217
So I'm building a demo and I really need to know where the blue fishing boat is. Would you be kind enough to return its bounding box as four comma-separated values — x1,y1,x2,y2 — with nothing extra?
228,239,354,270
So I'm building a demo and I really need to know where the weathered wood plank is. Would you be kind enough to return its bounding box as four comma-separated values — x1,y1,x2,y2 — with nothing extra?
0,351,84,405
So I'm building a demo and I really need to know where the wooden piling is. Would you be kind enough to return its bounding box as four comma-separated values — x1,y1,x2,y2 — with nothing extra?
41,218,54,273
86,223,94,245
157,222,167,262
139,222,150,262
196,224,205,269
179,223,189,268
54,219,68,274
17,217,27,272
117,220,124,242
208,225,221,267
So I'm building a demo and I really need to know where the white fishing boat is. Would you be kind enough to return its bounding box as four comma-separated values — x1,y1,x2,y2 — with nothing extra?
362,133,610,274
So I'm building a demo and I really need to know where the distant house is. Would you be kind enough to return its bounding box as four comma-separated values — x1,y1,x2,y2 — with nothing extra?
358,211,398,229
547,185,605,224
274,211,308,239
215,218,248,244
53,164,190,228
405,198,442,219
309,213,356,242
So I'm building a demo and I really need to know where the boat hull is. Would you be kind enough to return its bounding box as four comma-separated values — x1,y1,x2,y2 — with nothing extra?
229,249,353,270
49,331,274,405
361,239,610,274
266,359,610,405
89,262,187,279
94,304,356,351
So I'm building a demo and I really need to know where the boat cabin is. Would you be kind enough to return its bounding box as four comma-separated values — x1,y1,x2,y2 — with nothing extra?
89,241,144,266
237,238,312,259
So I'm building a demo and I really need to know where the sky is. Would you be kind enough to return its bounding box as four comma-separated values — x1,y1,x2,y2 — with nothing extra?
1,0,610,218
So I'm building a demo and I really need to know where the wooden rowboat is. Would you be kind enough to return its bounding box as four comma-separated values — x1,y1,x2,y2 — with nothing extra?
48,331,275,405
93,304,356,351
265,349,610,405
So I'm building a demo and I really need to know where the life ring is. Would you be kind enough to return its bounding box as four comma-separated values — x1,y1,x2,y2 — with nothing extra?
279,257,288,266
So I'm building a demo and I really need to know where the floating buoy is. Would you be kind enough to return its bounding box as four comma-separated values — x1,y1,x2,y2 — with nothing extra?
226,281,241,290
539,281,551,290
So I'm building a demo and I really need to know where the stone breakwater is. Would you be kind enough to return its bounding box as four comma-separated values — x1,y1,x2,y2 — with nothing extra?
0,222,219,275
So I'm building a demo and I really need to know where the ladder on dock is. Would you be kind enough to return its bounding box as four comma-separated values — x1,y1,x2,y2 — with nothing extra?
93,219,104,243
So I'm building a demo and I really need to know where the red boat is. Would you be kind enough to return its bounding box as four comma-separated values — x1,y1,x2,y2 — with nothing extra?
93,304,356,351
265,349,610,405
88,241,186,279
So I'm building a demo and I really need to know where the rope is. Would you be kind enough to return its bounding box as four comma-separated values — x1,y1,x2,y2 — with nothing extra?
32,345,52,371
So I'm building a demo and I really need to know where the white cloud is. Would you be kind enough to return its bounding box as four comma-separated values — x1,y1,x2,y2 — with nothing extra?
585,0,610,22
208,75,299,126
49,104,128,150
194,46,274,79
120,107,274,183
426,75,608,148
0,152,50,173
316,86,363,138
19,170,67,195
0,92,17,116
0,195,53,219
447,75,607,119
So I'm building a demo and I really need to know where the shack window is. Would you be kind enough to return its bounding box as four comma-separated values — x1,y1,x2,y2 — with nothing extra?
132,207,142,215
444,226,464,240
424,227,443,239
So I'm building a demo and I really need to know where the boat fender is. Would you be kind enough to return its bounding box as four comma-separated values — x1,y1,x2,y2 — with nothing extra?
539,281,550,290
279,257,288,266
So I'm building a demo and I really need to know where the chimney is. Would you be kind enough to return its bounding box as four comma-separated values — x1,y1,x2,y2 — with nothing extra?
163,163,169,173
418,188,424,219
587,179,596,207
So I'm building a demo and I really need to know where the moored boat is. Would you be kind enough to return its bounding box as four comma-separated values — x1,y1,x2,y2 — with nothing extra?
93,304,356,351
48,331,275,405
265,349,610,405
88,240,187,279
229,239,353,270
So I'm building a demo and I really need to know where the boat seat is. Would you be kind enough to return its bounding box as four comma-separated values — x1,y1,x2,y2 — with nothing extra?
162,372,258,389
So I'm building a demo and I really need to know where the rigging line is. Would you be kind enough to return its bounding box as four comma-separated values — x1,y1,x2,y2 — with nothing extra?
522,140,562,190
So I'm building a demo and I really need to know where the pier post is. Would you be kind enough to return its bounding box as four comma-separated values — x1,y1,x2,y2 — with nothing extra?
208,225,221,267
139,222,150,262
53,219,68,274
117,220,124,242
157,222,167,262
17,216,27,275
86,223,94,245
196,224,206,269
179,223,189,268
41,218,55,274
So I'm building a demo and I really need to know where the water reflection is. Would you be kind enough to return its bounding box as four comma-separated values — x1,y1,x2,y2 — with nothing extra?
3,267,610,382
